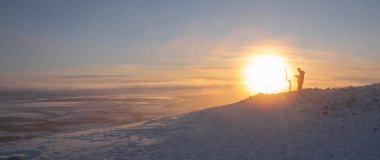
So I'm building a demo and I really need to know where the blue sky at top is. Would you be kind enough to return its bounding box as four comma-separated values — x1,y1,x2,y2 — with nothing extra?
0,0,380,75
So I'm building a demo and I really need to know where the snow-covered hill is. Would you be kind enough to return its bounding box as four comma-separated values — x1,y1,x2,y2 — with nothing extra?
1,83,380,160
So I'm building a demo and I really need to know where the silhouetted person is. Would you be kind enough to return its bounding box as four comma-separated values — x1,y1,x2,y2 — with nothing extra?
295,67,305,91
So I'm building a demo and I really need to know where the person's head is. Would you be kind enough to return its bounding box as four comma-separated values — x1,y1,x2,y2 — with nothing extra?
297,67,301,72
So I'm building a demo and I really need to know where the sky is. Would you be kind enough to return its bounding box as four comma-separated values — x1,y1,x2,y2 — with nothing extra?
1,0,380,100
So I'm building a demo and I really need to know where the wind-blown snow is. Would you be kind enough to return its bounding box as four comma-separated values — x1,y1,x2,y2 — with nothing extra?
1,83,380,160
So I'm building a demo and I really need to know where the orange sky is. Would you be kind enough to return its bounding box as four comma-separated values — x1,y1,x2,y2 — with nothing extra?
1,41,379,101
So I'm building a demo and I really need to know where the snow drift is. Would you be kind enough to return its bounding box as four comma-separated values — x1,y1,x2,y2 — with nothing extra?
1,83,380,160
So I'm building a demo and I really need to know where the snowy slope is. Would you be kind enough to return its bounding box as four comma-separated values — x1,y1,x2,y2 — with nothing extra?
1,83,380,160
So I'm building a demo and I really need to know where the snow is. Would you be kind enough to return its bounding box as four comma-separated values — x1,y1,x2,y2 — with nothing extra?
1,83,380,160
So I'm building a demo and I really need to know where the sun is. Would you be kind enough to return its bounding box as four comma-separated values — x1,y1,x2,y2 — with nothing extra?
243,54,291,94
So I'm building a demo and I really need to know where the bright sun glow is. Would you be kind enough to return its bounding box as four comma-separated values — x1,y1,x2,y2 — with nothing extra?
243,54,290,94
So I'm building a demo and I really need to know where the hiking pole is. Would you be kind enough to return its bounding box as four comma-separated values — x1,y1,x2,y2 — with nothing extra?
285,68,291,92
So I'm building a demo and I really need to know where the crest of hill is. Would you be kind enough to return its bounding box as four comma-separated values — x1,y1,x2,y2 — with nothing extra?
234,82,380,114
